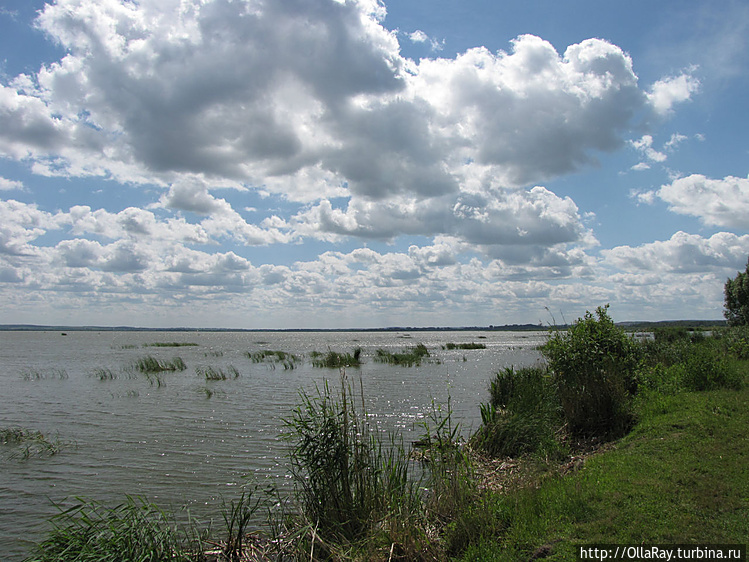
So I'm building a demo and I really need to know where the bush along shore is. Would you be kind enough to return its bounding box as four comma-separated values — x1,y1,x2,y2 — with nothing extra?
23,306,749,561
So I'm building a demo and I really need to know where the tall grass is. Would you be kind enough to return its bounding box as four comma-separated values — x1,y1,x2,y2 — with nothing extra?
196,365,240,381
247,349,300,369
1,426,67,460
444,342,486,350
283,372,434,558
24,497,204,562
471,366,562,459
374,343,430,366
134,355,187,374
310,348,362,368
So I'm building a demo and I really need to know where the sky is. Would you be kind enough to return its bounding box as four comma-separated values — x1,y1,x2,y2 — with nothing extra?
0,0,748,329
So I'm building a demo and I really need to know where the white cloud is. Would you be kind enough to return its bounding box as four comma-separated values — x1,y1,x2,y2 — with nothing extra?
602,231,749,273
654,174,749,228
647,71,700,115
0,177,24,190
0,1,677,211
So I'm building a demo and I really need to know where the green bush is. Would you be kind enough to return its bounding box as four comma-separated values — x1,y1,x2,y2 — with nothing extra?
541,305,640,438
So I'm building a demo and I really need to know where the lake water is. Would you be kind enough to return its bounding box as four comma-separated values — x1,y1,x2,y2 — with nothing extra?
0,329,545,560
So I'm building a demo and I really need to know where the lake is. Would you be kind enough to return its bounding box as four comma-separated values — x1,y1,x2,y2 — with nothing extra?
0,329,545,560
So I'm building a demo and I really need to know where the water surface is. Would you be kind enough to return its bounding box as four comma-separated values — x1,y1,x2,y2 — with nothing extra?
0,329,544,559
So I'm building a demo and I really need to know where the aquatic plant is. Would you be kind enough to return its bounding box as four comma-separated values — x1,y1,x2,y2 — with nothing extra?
444,342,487,350
219,483,265,561
24,496,203,562
471,366,562,458
143,342,199,348
91,368,117,381
134,355,187,374
21,368,69,381
247,350,300,369
310,348,362,368
196,365,240,381
283,373,423,553
374,343,430,366
1,426,68,460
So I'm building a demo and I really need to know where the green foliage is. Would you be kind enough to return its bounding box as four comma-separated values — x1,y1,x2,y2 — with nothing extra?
25,496,202,562
471,366,562,458
541,305,640,438
374,343,430,366
724,259,749,326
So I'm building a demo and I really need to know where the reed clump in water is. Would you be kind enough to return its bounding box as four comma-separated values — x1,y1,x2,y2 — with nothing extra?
196,365,240,381
134,355,187,374
310,348,362,368
374,343,430,366
247,350,300,369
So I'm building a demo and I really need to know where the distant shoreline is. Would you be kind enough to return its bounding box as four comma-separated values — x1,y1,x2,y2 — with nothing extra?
0,320,726,333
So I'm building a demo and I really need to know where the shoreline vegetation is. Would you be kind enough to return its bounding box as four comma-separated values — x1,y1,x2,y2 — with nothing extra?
18,308,749,561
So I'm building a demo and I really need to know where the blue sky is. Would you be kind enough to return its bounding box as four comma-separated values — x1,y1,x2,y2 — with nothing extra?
0,0,748,329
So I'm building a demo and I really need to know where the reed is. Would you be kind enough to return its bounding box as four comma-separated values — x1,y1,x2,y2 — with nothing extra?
144,342,199,348
196,365,240,381
1,426,67,460
24,496,203,562
21,368,69,381
374,343,430,366
247,350,300,369
135,355,187,374
283,372,423,553
91,368,117,381
444,342,486,350
310,348,362,368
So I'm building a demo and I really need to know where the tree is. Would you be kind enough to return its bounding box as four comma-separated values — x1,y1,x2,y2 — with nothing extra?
724,259,749,326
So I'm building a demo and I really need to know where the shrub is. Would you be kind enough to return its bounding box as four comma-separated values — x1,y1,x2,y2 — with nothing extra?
541,305,640,438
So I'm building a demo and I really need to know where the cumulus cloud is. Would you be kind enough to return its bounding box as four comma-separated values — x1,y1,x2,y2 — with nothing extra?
602,231,749,273
655,174,749,228
0,177,24,191
0,1,676,207
647,71,700,115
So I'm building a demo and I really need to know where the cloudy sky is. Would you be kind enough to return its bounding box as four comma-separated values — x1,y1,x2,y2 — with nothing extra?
0,0,748,329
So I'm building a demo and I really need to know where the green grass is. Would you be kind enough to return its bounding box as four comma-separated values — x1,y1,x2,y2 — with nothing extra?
374,343,430,366
247,349,300,369
24,496,204,562
456,386,749,560
310,348,362,368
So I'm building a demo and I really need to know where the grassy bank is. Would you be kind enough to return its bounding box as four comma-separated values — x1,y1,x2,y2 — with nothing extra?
23,315,749,561
458,386,749,560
